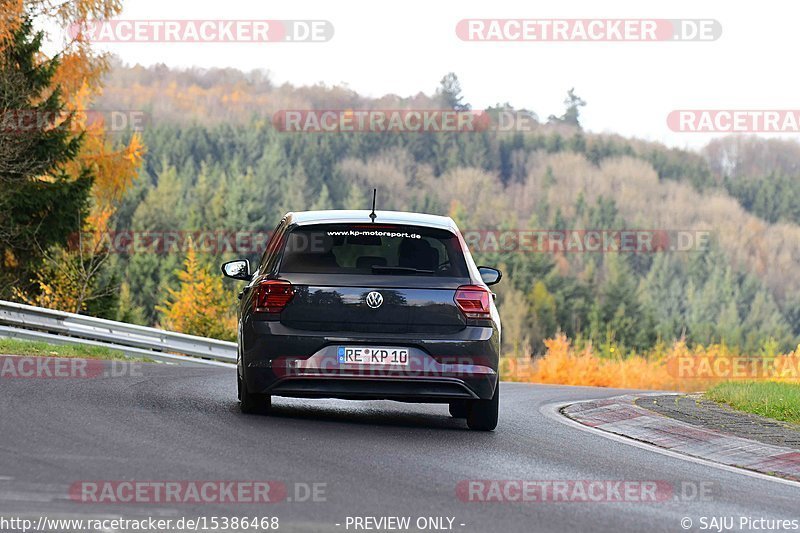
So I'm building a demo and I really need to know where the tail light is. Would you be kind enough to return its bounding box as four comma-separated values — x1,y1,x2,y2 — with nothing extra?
454,285,491,319
253,280,294,313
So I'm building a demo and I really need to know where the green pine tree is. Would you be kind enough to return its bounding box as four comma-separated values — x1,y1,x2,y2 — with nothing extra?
0,18,93,297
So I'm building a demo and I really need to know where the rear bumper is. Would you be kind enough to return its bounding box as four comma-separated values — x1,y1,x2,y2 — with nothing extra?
268,376,492,401
240,320,500,401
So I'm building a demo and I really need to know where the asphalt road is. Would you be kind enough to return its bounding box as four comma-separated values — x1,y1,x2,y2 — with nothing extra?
0,362,797,533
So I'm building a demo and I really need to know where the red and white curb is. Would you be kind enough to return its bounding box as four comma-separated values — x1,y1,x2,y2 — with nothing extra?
562,394,800,482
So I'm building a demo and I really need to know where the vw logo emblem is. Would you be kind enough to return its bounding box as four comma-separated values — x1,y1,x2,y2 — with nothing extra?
365,291,383,309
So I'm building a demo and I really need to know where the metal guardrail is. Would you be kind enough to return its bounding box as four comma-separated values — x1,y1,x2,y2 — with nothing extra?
0,300,237,365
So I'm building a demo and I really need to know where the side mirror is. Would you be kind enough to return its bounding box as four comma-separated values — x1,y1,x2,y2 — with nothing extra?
478,266,502,286
221,259,252,281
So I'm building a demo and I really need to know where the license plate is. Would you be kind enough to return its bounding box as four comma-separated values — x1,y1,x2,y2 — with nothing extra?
337,346,409,366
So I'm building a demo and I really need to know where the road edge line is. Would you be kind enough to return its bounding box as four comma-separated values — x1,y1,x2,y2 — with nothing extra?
540,397,800,489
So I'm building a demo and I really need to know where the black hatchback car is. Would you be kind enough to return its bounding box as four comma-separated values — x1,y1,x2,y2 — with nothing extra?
222,210,502,430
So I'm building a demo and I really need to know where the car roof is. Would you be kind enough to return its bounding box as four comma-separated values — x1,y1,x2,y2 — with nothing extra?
284,210,459,231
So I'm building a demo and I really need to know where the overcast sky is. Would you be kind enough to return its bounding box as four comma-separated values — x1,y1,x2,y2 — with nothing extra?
47,0,800,149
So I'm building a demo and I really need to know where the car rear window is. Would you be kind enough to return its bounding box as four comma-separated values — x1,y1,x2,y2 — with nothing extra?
278,224,469,277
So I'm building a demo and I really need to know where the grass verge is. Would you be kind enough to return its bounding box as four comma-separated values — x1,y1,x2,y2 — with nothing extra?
0,337,150,362
706,381,800,425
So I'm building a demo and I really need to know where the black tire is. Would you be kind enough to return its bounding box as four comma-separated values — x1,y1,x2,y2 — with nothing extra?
448,400,469,418
466,382,499,431
238,373,272,415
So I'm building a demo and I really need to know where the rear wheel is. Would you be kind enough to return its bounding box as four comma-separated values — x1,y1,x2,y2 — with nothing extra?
466,382,499,431
238,373,272,415
448,400,469,418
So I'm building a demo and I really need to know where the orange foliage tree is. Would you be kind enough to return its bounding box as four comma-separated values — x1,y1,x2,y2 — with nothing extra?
502,333,800,392
3,0,144,313
156,246,237,341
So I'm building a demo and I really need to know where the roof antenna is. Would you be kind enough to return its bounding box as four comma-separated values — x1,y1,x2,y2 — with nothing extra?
369,188,377,223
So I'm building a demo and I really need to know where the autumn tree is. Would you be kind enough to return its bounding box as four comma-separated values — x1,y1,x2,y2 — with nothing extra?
157,246,236,341
2,1,144,314
0,18,93,296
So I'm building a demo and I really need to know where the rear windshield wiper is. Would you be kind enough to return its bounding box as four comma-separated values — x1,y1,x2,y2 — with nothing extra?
371,265,435,275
